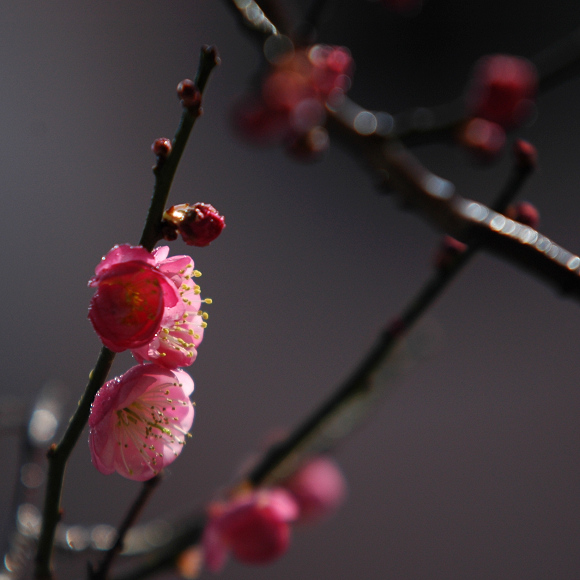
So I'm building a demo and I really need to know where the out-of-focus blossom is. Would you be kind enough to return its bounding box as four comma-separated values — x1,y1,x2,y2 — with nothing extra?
233,44,354,154
466,54,538,129
434,235,468,270
457,117,506,162
131,246,207,369
506,201,540,229
513,139,538,170
282,456,347,523
202,489,299,572
89,364,194,481
163,203,226,247
88,245,183,352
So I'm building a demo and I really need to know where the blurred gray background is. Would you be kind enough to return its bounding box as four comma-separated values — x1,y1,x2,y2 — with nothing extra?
2,1,580,578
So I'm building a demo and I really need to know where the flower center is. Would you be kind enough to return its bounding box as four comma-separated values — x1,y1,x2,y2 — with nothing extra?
113,382,191,476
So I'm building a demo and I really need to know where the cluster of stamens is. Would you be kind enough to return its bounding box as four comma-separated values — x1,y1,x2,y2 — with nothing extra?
114,380,192,476
154,264,211,361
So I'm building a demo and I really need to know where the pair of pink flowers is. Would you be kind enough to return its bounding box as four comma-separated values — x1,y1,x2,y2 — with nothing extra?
88,244,207,480
202,456,347,572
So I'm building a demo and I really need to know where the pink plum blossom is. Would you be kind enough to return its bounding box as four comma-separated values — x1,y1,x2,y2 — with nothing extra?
88,245,183,352
131,246,206,369
89,364,194,481
283,456,347,523
202,489,299,572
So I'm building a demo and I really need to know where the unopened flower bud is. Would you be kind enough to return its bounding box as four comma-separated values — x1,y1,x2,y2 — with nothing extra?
434,236,467,270
152,138,172,160
513,139,538,171
177,79,202,115
506,201,540,229
160,221,179,241
163,203,225,247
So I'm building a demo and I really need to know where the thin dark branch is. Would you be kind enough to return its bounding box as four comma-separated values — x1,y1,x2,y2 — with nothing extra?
294,0,331,44
534,26,580,93
111,514,206,580
327,97,580,301
35,46,219,580
90,476,163,580
139,45,220,251
221,0,278,47
35,346,116,580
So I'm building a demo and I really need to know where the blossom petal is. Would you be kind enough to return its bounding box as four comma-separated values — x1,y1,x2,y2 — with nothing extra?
89,365,194,481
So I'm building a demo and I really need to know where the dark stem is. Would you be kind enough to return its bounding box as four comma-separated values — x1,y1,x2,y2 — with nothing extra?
533,26,580,93
90,475,163,580
112,514,207,580
139,45,220,251
221,0,278,47
35,346,116,580
294,0,331,44
249,149,533,484
35,45,219,580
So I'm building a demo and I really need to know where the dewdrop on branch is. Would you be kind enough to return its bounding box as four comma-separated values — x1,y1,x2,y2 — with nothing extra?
163,203,225,247
88,364,195,481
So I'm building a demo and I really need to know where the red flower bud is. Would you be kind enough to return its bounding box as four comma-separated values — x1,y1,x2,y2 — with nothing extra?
434,236,467,270
513,139,538,171
177,79,202,115
163,203,225,247
152,138,172,160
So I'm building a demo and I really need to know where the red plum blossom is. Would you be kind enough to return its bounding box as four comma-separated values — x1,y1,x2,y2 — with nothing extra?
88,245,183,352
89,364,194,481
